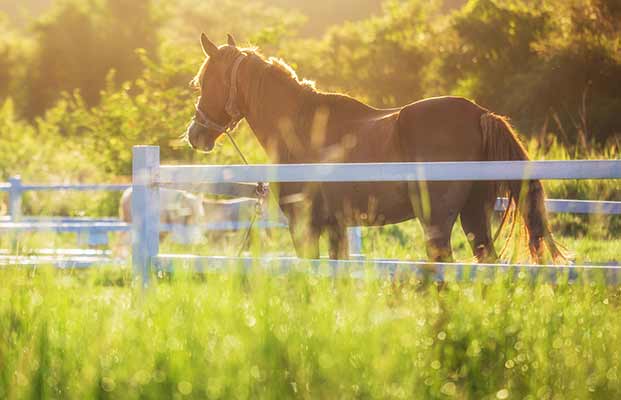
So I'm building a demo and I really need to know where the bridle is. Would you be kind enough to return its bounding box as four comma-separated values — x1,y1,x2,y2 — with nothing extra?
193,52,246,134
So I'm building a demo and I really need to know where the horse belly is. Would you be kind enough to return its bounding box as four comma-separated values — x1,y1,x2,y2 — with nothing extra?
321,182,413,226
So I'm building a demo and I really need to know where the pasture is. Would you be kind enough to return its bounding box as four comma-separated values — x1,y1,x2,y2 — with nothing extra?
2,263,621,399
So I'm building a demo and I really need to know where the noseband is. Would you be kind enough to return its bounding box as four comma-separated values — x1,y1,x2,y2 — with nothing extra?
193,53,246,133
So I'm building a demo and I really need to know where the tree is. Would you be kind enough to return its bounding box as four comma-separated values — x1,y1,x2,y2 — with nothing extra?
25,0,160,117
290,0,440,107
440,0,621,143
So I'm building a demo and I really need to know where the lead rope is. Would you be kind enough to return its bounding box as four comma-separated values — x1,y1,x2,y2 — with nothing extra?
225,131,269,256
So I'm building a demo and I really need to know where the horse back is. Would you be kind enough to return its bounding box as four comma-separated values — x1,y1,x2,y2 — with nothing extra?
396,96,487,162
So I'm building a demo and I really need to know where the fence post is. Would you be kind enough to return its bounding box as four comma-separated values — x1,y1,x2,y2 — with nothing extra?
348,227,363,258
8,176,22,222
132,146,160,287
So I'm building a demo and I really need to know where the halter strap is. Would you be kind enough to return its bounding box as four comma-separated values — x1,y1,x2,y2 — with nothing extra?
224,53,245,122
193,106,227,132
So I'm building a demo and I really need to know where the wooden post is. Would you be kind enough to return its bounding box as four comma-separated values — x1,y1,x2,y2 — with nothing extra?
8,176,22,222
132,146,160,287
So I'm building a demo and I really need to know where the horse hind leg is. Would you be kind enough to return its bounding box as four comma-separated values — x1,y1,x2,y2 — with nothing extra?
460,183,498,263
410,182,469,263
327,223,349,260
422,224,454,262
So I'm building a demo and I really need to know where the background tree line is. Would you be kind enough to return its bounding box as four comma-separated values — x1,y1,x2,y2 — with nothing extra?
0,0,619,196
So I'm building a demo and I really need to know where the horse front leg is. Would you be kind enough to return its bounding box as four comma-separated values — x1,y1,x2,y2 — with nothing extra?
282,202,321,259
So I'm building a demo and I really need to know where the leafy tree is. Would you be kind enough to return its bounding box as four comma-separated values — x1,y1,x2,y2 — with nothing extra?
25,0,160,117
290,0,441,107
159,0,304,52
0,14,31,108
440,0,621,143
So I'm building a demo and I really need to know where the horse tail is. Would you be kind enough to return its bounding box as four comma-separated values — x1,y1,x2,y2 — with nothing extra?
480,112,566,263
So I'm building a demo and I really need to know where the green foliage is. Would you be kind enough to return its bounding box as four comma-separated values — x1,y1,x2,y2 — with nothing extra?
0,98,120,216
291,0,440,107
25,0,159,116
441,0,621,142
0,13,32,109
160,0,304,52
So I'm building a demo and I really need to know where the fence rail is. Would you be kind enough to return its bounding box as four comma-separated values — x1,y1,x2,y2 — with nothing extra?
158,160,621,184
132,145,621,286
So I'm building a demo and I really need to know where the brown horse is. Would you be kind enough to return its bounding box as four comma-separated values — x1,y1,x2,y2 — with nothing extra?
184,33,564,263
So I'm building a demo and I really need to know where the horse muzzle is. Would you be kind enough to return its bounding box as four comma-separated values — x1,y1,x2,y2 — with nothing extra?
186,120,219,153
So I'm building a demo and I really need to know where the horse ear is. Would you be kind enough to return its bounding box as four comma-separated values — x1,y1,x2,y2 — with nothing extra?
200,33,218,57
227,33,237,47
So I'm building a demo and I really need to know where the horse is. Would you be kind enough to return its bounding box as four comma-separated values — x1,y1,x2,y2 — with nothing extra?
183,33,564,263
120,187,206,244
120,187,273,244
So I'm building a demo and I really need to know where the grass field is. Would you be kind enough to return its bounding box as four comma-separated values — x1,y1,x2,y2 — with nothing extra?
1,264,621,399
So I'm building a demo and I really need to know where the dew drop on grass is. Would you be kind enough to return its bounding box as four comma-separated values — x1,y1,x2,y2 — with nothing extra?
496,388,509,399
437,331,447,341
505,360,515,369
431,360,441,370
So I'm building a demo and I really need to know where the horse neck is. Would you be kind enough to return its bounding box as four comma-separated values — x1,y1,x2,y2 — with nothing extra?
238,56,314,163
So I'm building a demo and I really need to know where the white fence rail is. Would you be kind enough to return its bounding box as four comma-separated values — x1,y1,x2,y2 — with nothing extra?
132,146,621,286
158,160,621,184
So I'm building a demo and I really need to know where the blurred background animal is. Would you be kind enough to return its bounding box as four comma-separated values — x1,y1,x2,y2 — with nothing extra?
119,187,206,246
118,188,278,255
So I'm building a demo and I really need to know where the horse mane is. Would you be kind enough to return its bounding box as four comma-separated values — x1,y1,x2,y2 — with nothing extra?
189,44,376,129
190,46,316,91
263,56,316,90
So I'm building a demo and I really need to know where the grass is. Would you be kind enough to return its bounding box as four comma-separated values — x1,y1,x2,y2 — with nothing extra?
1,266,621,399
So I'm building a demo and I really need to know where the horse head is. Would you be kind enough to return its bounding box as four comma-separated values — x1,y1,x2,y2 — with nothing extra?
184,33,244,152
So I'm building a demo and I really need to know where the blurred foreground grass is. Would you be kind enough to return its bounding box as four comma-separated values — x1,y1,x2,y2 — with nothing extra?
1,265,621,399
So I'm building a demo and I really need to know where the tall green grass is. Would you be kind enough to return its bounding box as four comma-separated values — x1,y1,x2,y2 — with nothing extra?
1,267,621,399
